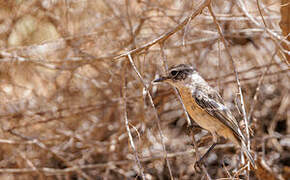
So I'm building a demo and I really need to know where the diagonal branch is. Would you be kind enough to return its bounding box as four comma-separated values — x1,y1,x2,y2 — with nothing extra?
114,0,211,60
236,0,289,63
236,0,287,44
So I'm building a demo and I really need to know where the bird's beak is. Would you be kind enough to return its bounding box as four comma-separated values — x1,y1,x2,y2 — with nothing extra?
153,76,169,83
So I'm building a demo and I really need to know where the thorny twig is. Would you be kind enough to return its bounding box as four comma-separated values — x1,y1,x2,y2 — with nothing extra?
262,134,290,160
19,151,42,177
206,62,283,82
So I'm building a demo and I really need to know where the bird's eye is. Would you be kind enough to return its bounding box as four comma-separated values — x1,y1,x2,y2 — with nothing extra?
170,70,178,76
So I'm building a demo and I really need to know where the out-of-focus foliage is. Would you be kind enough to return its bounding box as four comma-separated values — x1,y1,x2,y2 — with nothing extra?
0,0,288,179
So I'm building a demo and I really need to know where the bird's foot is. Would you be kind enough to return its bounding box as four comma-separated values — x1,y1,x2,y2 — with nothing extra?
194,160,203,173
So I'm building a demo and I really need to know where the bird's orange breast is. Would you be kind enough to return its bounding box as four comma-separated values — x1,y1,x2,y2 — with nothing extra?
178,87,239,145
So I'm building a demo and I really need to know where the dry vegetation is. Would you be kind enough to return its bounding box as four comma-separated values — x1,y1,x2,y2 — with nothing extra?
0,0,289,179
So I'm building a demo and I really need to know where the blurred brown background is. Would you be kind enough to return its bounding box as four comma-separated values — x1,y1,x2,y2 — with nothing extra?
0,0,288,179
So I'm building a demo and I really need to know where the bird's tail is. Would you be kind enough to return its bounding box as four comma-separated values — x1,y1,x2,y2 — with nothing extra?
241,141,257,169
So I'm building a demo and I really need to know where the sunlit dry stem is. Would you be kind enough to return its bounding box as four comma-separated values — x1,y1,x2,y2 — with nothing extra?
207,3,252,174
127,53,174,180
122,63,145,180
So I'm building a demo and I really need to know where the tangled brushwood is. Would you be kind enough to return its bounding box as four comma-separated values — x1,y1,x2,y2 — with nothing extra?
0,0,288,180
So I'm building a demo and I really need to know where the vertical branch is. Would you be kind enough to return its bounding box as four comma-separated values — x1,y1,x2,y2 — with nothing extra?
248,51,277,122
207,3,252,173
125,0,136,48
182,2,195,46
256,0,267,28
122,62,146,180
217,39,222,92
127,54,174,180
159,43,192,127
159,43,168,71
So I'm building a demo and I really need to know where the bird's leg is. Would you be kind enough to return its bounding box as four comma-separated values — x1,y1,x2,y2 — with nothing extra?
199,143,217,163
195,132,219,171
194,143,217,171
198,132,218,164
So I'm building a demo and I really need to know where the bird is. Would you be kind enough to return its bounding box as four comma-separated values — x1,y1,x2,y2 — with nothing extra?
153,64,256,169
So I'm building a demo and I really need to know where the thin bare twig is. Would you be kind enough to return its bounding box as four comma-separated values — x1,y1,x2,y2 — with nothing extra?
114,0,211,60
219,69,289,85
159,43,192,127
256,0,267,27
206,62,283,82
127,53,174,180
236,0,289,64
268,91,289,152
207,3,252,175
122,62,145,180
248,50,278,123
261,134,290,160
0,143,238,175
19,151,44,177
182,2,195,46
7,130,93,180
236,0,287,44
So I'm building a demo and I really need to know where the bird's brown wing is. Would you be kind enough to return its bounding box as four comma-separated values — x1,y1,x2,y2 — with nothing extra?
193,88,246,143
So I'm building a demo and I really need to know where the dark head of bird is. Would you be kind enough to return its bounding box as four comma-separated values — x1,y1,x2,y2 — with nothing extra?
154,64,195,83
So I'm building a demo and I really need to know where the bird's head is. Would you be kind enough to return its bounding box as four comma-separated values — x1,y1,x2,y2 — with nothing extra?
153,64,196,87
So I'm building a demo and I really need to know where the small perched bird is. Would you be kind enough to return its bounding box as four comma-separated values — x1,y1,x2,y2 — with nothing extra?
154,64,256,168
